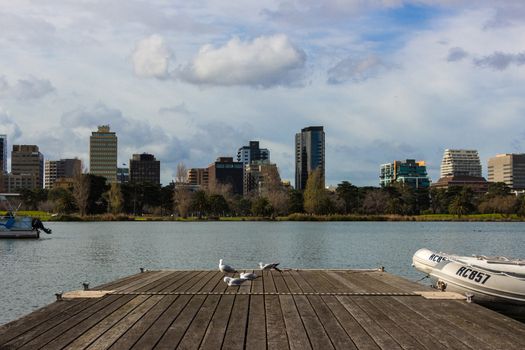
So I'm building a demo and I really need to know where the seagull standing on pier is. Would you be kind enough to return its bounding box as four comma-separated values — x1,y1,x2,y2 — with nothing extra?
219,259,237,273
259,262,282,272
223,276,246,286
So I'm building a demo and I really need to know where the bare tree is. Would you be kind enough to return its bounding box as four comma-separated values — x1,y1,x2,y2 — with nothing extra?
176,162,188,184
73,167,90,216
173,183,192,218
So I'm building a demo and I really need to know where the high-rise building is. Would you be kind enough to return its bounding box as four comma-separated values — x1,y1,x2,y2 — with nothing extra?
0,134,6,174
117,167,129,184
207,157,243,195
11,145,44,190
440,149,482,178
129,153,160,185
295,126,325,190
244,161,281,195
433,149,488,193
44,158,82,189
237,141,270,165
89,125,117,183
188,168,209,188
380,159,430,189
488,154,525,190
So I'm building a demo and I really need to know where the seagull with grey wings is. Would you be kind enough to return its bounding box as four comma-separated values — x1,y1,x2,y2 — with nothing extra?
219,259,237,273
223,276,246,286
259,262,282,272
239,272,257,280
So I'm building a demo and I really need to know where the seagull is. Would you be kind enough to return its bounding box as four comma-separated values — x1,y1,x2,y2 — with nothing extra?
223,276,246,286
240,272,257,280
219,259,237,273
259,262,282,272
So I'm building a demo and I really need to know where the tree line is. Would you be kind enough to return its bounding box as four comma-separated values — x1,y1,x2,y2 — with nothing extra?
10,170,525,218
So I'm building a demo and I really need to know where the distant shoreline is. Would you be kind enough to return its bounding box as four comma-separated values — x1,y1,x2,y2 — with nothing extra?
8,211,525,222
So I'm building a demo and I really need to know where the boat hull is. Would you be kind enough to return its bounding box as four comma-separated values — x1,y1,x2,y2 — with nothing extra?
0,230,40,239
0,216,39,239
413,248,525,310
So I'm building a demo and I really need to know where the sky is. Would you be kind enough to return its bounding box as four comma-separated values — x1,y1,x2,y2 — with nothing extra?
1,0,525,187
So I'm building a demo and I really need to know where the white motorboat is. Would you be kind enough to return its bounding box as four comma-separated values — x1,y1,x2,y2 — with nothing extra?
413,248,525,313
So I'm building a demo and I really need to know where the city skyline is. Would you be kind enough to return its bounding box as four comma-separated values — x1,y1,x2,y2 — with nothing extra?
0,2,524,186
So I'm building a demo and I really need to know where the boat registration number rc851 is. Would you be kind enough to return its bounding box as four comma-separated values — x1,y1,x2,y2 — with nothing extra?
456,266,491,284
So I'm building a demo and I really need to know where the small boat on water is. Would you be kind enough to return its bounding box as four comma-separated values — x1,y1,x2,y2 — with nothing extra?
0,195,52,239
413,248,525,315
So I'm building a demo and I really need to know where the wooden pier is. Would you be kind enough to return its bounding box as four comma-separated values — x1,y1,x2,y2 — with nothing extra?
1,269,524,349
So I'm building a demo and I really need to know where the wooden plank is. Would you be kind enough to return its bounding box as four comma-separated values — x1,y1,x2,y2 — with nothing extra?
108,295,178,350
167,271,210,292
177,295,221,350
20,295,135,350
186,271,219,293
250,271,264,293
154,295,207,349
326,271,369,293
135,271,188,292
199,271,224,292
336,296,402,350
307,295,356,350
321,296,380,350
265,295,289,350
245,295,266,350
0,300,86,345
238,270,253,294
62,295,151,350
288,270,314,293
279,295,312,350
281,270,302,293
113,271,173,292
155,271,197,292
391,296,491,350
86,295,163,350
272,271,290,293
293,295,334,350
0,299,101,349
364,271,429,293
353,296,429,349
130,295,191,349
199,295,235,350
222,295,250,350
299,271,333,293
371,297,463,350
263,270,276,293
94,271,156,290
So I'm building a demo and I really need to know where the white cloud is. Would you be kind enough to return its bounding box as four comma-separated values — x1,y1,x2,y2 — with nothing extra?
177,34,306,87
0,108,22,141
132,34,171,78
0,75,55,100
327,55,389,84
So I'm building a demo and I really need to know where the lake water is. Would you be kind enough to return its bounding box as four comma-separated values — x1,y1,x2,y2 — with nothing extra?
1,221,524,325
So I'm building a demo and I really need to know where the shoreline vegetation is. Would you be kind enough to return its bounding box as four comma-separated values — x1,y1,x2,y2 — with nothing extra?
6,211,525,222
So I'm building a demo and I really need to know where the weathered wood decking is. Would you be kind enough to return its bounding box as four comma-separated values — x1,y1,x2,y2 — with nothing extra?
1,269,524,349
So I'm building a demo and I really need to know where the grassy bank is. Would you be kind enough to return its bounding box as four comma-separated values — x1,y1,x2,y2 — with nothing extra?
3,211,525,222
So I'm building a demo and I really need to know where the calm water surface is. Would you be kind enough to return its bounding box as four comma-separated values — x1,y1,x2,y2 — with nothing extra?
1,221,524,325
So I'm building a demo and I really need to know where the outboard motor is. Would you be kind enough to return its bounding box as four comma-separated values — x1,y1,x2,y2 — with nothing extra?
32,218,52,234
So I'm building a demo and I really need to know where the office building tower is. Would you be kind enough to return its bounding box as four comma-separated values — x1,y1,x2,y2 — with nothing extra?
188,168,209,188
488,154,525,190
295,126,325,190
129,153,160,185
244,161,281,195
0,134,6,174
380,159,430,189
207,157,243,195
11,145,44,190
440,149,482,178
89,125,117,183
237,141,270,165
44,158,82,189
117,167,129,184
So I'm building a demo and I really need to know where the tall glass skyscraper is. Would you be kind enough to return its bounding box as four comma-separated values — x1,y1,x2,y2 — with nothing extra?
295,126,325,190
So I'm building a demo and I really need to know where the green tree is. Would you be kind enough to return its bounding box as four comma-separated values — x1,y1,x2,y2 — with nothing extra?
303,168,327,214
86,175,109,214
232,197,252,216
487,182,511,198
160,183,175,216
288,189,304,214
19,188,48,210
48,187,76,214
209,194,229,216
252,197,273,217
105,182,123,214
191,190,209,218
336,181,359,214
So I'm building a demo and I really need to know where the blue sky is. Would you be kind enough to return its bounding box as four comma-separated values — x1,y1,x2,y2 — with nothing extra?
1,0,524,186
